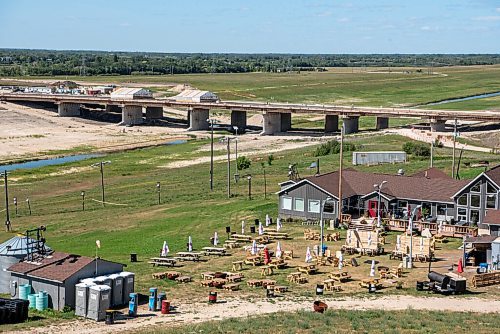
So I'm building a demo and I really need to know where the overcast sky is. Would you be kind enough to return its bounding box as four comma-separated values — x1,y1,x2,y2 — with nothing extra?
0,0,499,53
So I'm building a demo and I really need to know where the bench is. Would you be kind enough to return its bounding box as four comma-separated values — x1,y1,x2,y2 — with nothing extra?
232,260,244,271
175,276,191,283
149,258,177,267
247,279,263,288
472,272,500,288
274,285,288,293
222,283,240,291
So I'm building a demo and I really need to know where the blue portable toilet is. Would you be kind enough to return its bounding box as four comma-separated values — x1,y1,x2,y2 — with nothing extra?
149,288,158,311
128,293,138,317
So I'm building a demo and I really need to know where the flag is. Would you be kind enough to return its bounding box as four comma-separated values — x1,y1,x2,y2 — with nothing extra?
258,221,264,235
265,214,271,227
161,241,169,257
188,236,193,252
305,247,313,263
276,218,282,232
241,220,245,234
369,260,375,277
213,232,219,246
96,240,101,249
276,241,282,258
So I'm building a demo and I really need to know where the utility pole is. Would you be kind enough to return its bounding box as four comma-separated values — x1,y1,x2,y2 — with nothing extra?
2,171,11,232
91,161,111,207
263,167,267,200
338,123,344,224
207,119,215,191
227,138,231,198
233,126,239,183
430,140,434,168
452,119,457,179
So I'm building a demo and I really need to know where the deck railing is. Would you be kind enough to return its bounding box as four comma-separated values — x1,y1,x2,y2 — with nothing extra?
385,219,477,238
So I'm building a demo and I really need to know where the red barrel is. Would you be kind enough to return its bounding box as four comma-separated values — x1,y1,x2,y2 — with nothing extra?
208,291,217,304
161,300,170,314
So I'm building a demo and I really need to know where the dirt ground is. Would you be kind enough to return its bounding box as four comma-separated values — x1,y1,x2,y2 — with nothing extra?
7,295,500,334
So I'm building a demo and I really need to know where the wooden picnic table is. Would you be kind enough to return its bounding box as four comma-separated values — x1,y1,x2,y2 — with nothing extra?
201,272,215,280
261,279,277,288
202,247,227,256
283,250,294,260
247,279,263,288
175,252,202,261
230,234,253,242
149,257,177,267
232,260,244,271
264,231,289,239
226,273,244,282
323,279,342,292
260,265,274,276
175,276,191,283
359,278,382,289
244,255,263,266
298,264,318,276
328,272,351,282
287,272,302,283
222,283,240,291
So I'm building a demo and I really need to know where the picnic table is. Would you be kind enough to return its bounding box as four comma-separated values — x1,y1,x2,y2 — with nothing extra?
323,279,342,292
175,252,202,261
202,247,227,256
283,250,294,260
247,279,263,288
261,279,277,288
269,258,287,269
254,236,270,244
232,260,244,271
359,278,382,289
298,264,318,276
222,283,240,291
274,285,288,293
328,272,351,282
287,272,303,283
260,265,274,276
226,273,244,282
175,276,191,283
264,231,289,239
224,240,241,249
201,272,215,280
244,255,263,266
149,257,177,267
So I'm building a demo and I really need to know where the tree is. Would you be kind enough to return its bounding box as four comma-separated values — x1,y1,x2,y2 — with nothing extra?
237,156,251,171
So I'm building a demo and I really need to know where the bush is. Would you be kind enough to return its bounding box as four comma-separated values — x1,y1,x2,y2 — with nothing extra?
313,140,356,157
402,142,430,157
267,154,275,165
237,156,251,170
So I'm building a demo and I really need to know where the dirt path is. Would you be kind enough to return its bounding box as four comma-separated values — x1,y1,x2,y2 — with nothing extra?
8,295,499,334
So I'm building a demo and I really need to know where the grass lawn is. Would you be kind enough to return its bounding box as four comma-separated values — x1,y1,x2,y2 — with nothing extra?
136,309,500,334
1,134,499,329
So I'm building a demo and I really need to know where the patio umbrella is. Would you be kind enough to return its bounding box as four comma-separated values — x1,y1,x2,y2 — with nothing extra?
419,237,424,253
188,236,193,252
276,241,282,258
438,221,443,235
251,240,258,255
263,247,271,264
305,246,313,263
265,214,271,227
161,241,169,257
276,218,283,232
213,232,219,246
258,221,264,235
396,234,401,251
457,258,464,274
369,259,376,277
338,252,344,270
367,232,372,247
241,220,245,234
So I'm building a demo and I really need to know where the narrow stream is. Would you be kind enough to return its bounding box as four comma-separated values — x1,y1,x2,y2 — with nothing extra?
421,91,500,106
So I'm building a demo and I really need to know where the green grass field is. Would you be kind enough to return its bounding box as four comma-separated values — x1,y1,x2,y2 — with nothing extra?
138,309,500,334
8,65,500,108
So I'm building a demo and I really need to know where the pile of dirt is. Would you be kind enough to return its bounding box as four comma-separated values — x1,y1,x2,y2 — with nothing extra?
169,84,195,93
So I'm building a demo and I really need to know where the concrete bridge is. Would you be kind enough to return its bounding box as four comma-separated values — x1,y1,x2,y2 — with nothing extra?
1,92,499,135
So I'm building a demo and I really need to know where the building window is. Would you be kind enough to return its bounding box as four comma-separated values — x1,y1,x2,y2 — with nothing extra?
294,198,304,212
437,204,451,216
470,194,480,208
308,200,321,213
470,182,481,192
486,182,496,194
486,194,496,209
457,208,467,222
457,194,467,206
470,210,480,224
282,196,292,211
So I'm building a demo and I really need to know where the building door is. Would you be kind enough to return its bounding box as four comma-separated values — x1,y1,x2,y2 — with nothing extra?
368,200,378,218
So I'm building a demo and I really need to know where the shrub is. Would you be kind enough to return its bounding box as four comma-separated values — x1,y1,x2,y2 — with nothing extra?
402,142,430,157
313,140,356,157
267,154,275,165
237,156,251,170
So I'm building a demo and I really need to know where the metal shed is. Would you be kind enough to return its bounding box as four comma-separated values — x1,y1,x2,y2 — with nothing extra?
352,151,407,166
0,236,51,294
110,87,153,100
171,89,219,103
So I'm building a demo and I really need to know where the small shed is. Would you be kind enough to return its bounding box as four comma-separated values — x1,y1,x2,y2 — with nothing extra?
110,87,153,100
172,89,219,103
352,151,407,166
0,236,51,294
492,237,500,270
8,252,124,310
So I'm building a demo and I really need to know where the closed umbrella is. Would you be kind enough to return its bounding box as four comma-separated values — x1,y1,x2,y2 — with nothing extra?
396,234,401,251
419,237,424,253
276,218,283,231
457,258,464,274
367,232,372,247
265,214,271,227
369,259,376,277
276,241,282,258
438,221,443,235
251,240,258,255
347,230,352,245
305,247,313,263
213,232,219,246
258,221,264,235
188,236,193,252
263,247,271,264
161,241,169,257
338,252,344,270
241,220,245,234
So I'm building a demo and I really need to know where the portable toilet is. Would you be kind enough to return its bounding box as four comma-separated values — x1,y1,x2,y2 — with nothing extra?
75,282,93,317
80,277,97,285
107,274,124,306
87,285,111,321
94,276,113,305
119,272,135,304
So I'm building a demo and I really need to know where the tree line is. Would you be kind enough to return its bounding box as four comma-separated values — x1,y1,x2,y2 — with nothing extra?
0,49,499,77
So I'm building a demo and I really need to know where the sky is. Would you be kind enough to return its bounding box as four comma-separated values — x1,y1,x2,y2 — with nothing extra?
0,0,499,54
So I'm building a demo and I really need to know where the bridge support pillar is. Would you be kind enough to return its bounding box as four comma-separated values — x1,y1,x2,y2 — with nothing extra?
105,105,121,113
325,115,339,133
145,106,163,120
376,117,389,130
58,103,80,117
261,112,282,135
430,119,446,132
231,110,247,129
342,116,359,134
281,113,292,132
121,105,143,125
188,108,209,131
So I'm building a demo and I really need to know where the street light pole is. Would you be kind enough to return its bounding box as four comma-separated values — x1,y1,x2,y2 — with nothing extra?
320,196,333,257
81,191,85,211
374,181,387,228
247,175,252,200
207,119,215,191
156,182,161,205
263,167,267,199
26,198,31,216
1,171,11,231
219,137,233,198
408,205,422,269
233,126,239,182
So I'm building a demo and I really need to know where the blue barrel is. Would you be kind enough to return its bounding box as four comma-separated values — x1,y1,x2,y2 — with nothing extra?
128,293,138,317
35,291,48,311
19,284,31,300
149,288,158,311
28,294,37,309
